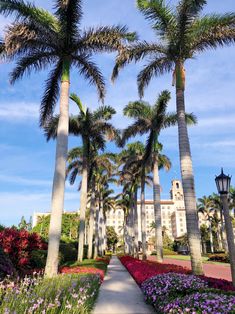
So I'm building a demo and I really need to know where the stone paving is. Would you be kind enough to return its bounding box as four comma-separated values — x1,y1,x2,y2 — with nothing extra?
93,256,154,314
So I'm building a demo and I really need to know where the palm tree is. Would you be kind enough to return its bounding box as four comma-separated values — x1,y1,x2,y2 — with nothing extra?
121,91,195,262
112,0,235,274
1,0,134,276
211,193,227,252
119,142,152,258
88,152,116,259
45,95,117,262
197,196,214,253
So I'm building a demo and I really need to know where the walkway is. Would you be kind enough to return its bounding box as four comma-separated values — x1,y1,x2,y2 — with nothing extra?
93,256,154,314
148,256,232,281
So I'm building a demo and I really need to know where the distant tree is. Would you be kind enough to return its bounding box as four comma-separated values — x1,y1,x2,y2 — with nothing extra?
18,216,28,230
33,213,79,241
106,226,118,251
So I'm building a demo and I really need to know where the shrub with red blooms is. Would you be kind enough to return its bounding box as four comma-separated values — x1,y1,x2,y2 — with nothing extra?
119,256,190,285
0,228,47,269
199,275,235,292
60,266,105,281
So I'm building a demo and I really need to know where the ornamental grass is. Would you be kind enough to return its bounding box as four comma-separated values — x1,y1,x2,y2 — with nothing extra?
0,273,100,313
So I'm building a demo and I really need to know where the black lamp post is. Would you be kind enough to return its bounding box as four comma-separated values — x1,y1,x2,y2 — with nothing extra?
215,168,235,286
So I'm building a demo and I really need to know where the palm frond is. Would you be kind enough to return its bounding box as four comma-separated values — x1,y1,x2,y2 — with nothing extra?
93,105,116,121
80,25,136,53
123,100,152,119
9,52,57,84
137,57,173,98
70,93,86,115
54,0,82,39
111,41,166,82
121,120,149,146
158,153,171,171
44,115,60,141
40,61,63,127
0,0,58,30
72,55,105,101
137,0,176,36
189,14,235,53
67,147,83,162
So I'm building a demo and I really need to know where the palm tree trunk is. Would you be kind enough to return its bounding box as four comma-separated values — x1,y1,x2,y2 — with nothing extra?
94,201,99,259
88,178,95,259
98,196,104,256
153,155,163,262
103,215,107,255
134,189,139,258
209,219,214,253
77,140,88,262
141,171,147,260
221,194,235,286
176,78,203,275
45,62,70,277
126,213,131,254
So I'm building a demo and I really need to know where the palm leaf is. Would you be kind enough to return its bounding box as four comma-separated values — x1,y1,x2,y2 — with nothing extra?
40,61,63,127
72,55,105,101
137,57,173,98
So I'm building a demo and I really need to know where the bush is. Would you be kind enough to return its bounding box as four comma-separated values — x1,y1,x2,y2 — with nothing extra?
141,273,208,309
208,253,229,263
30,250,47,268
0,228,47,269
0,247,16,279
59,242,77,264
160,291,235,314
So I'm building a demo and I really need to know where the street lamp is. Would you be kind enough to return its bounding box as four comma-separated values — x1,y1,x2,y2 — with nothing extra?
215,168,235,286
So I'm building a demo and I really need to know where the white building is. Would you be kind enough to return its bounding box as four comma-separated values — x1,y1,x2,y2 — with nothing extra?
106,180,188,241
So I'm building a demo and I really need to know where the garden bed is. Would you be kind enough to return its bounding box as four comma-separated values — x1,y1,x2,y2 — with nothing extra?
119,256,235,313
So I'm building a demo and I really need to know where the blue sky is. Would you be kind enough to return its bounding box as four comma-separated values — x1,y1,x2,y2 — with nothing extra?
0,0,235,226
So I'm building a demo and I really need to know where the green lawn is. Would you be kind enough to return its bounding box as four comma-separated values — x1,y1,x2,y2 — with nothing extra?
64,258,109,272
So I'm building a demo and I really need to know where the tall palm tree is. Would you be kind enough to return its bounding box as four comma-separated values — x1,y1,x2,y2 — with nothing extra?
88,152,116,259
1,0,134,276
112,0,235,274
121,91,195,262
45,95,117,262
119,142,152,259
197,196,214,253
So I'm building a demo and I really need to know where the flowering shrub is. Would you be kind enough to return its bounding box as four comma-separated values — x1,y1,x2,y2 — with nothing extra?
160,291,235,314
119,256,190,284
141,273,208,308
60,266,105,281
0,272,100,313
200,275,235,292
0,228,47,269
0,247,15,279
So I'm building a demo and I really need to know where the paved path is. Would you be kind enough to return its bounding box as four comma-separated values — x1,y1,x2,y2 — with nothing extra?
148,256,232,281
93,256,154,314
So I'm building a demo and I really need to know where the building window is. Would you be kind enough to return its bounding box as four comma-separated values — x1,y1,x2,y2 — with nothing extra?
180,228,184,232
176,182,179,189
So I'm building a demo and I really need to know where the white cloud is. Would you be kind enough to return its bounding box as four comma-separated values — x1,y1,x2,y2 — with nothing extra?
0,102,39,120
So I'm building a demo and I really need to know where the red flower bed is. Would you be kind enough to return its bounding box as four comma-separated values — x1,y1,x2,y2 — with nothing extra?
119,256,235,291
0,228,47,269
199,275,235,292
60,266,105,281
119,256,190,285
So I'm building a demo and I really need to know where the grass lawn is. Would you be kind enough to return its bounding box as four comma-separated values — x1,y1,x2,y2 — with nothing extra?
164,254,229,266
64,258,109,272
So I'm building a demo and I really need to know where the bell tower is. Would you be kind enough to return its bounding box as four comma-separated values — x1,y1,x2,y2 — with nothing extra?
170,180,185,209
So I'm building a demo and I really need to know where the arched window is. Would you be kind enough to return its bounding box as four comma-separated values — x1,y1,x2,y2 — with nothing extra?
176,182,179,189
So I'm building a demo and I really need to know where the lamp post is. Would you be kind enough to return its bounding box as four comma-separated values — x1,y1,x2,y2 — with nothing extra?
215,168,235,286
